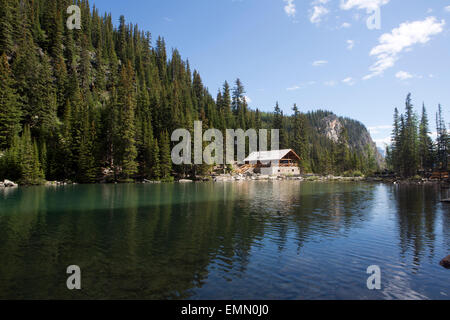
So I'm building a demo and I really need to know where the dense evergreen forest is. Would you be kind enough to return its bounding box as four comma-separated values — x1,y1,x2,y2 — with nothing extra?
0,0,382,185
386,94,449,178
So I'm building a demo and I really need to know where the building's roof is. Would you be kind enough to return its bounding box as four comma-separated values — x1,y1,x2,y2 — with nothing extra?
244,149,295,162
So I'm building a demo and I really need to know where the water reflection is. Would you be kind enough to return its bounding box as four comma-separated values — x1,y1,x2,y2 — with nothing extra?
392,185,440,271
0,182,448,299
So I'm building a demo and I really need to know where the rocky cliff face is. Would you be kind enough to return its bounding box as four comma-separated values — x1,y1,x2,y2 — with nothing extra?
318,114,384,166
319,115,343,143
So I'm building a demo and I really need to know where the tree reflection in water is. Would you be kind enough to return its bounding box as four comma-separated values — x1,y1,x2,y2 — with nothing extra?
0,182,448,299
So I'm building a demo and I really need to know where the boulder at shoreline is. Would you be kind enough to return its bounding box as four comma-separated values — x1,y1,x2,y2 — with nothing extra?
440,255,450,269
3,180,18,188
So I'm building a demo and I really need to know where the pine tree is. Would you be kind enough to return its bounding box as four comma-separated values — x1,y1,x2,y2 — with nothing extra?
159,130,172,180
0,0,14,55
402,93,419,177
13,30,57,137
336,126,350,174
273,102,287,149
0,53,21,150
41,0,58,55
0,133,20,180
418,104,434,171
39,140,47,177
77,112,97,183
19,125,44,185
139,119,155,178
222,81,233,128
156,36,167,83
389,108,401,173
436,104,448,170
292,104,309,171
151,138,161,180
117,61,138,179
231,79,247,129
365,144,377,174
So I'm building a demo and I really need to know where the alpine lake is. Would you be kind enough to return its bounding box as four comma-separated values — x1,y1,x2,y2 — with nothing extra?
0,181,448,299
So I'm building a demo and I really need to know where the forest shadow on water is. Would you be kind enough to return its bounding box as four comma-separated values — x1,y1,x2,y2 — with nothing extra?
0,182,448,300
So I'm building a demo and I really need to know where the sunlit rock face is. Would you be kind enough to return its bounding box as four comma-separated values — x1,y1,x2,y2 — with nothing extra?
319,113,384,167
320,115,343,143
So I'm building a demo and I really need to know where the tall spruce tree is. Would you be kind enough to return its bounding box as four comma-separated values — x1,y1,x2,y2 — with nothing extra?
273,102,288,149
292,104,309,171
151,138,161,180
232,79,246,128
0,0,13,55
222,81,233,128
19,125,44,185
159,130,172,180
436,104,448,170
117,61,138,179
0,53,21,150
389,108,401,173
336,126,350,174
418,104,434,171
402,94,419,177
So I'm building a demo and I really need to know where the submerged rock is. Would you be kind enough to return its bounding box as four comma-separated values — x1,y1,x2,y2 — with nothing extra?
440,255,450,269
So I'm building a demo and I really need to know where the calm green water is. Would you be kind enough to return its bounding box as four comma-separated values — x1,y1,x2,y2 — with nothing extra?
0,182,448,300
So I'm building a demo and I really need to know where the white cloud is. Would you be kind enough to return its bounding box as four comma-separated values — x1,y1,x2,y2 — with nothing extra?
287,81,316,91
445,6,450,13
284,0,296,17
395,71,413,80
368,125,392,134
427,8,433,14
363,17,445,80
347,39,355,50
374,136,392,148
341,22,352,28
368,125,392,130
324,80,337,86
244,96,252,103
340,0,390,11
342,77,356,85
310,5,329,24
312,60,328,66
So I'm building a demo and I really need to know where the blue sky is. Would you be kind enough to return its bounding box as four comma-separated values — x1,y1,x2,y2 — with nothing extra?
90,0,450,148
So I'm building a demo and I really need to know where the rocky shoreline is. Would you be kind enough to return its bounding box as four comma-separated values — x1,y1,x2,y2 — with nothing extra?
0,180,18,188
1,175,447,187
144,174,447,185
210,173,365,183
